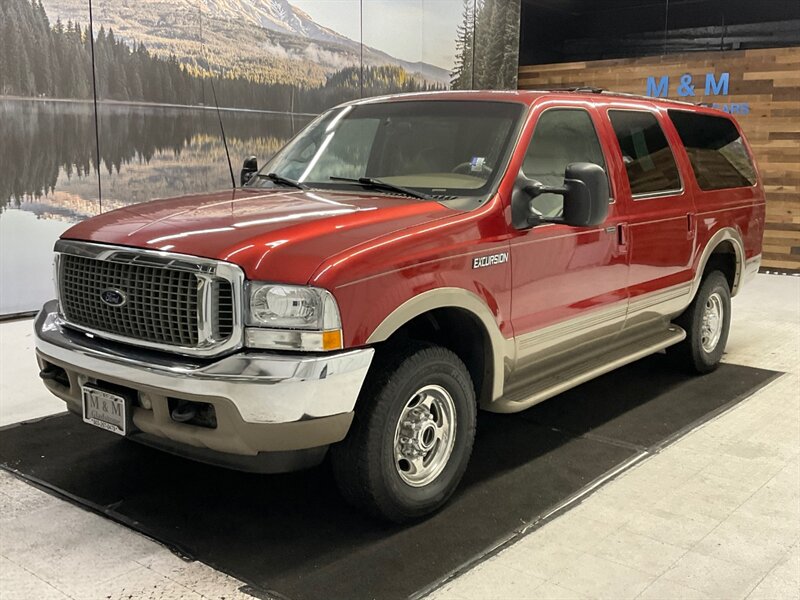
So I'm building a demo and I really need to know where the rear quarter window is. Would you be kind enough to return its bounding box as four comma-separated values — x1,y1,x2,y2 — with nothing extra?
668,110,757,190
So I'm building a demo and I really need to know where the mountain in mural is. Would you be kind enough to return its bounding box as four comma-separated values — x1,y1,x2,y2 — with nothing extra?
205,0,345,42
39,0,450,87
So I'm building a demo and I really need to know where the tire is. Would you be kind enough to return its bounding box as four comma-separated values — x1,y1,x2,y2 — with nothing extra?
330,342,476,522
672,270,731,374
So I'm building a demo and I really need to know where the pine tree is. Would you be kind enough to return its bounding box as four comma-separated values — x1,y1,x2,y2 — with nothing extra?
486,0,507,89
499,0,521,89
29,0,53,95
451,0,475,90
126,60,143,100
12,23,36,96
472,0,493,88
0,6,9,94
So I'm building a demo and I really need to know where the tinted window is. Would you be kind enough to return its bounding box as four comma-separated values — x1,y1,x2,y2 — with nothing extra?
609,110,681,196
668,110,757,190
522,109,606,217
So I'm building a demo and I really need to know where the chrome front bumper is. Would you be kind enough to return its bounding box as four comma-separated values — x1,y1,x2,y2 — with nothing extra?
34,300,374,425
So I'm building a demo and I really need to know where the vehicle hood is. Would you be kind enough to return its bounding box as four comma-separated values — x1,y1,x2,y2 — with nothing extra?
61,188,459,283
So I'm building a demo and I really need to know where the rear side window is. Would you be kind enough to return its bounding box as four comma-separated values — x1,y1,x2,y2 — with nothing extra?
609,110,681,196
668,110,757,190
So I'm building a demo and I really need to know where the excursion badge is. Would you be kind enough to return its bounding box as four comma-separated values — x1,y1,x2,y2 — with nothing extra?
473,252,509,269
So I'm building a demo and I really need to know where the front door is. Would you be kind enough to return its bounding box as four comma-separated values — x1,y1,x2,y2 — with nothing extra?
508,105,628,378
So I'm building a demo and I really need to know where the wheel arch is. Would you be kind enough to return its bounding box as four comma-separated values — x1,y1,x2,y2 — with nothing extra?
693,227,745,298
366,288,508,402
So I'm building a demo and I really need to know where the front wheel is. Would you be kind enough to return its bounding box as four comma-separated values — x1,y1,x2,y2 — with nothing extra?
671,270,731,373
330,343,476,522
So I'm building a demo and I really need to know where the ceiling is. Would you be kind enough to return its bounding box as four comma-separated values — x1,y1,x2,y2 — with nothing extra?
519,0,800,64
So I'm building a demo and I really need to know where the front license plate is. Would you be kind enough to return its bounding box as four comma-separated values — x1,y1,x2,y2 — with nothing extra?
82,385,127,436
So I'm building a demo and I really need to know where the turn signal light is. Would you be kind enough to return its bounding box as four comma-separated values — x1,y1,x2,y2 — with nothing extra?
245,327,344,351
322,329,343,351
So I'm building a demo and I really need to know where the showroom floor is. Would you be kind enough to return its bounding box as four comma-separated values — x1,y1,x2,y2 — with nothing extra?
0,273,798,600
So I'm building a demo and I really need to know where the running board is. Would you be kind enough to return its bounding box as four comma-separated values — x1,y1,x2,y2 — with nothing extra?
488,325,686,414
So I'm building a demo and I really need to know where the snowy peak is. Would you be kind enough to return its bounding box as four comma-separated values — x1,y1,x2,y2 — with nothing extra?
198,0,449,83
203,0,343,43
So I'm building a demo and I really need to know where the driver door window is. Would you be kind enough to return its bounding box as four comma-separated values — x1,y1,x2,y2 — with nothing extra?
521,109,606,218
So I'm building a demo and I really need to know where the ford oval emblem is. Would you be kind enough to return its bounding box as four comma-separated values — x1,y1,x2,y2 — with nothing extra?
100,289,127,307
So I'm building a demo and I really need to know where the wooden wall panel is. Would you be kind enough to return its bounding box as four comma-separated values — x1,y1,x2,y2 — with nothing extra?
519,47,800,271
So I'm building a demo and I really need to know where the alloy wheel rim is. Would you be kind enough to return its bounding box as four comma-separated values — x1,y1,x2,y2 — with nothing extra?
393,384,457,487
701,292,724,353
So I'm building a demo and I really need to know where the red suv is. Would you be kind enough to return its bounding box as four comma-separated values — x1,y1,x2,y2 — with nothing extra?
35,90,764,521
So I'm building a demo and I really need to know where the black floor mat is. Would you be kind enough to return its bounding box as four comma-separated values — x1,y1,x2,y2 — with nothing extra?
0,358,779,600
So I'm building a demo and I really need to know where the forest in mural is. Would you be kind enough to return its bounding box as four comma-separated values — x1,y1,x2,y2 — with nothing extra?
0,0,521,314
0,1,92,99
451,0,521,90
2,0,521,109
0,0,444,113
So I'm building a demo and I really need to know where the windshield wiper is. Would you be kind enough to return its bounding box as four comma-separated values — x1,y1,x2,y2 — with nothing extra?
254,172,307,190
329,176,430,200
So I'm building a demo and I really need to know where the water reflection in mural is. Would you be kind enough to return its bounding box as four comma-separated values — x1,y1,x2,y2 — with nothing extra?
0,99,307,313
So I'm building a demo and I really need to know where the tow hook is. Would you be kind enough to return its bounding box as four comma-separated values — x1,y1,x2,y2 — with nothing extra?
39,365,69,387
171,401,197,423
38,366,60,381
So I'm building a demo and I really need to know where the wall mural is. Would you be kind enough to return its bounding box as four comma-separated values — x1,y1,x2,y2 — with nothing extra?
0,0,522,315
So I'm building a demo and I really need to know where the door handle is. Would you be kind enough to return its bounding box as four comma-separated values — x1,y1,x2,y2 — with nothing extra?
687,213,695,240
617,223,628,250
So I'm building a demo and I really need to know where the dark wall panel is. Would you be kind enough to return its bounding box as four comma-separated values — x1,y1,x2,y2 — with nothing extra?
520,0,800,65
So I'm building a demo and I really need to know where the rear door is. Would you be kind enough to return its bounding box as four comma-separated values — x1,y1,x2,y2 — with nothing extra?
600,105,697,329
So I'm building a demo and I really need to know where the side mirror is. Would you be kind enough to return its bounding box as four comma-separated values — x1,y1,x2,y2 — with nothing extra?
240,156,258,186
560,162,610,227
512,162,609,229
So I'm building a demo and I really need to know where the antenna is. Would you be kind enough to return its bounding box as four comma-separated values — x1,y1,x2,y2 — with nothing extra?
209,77,236,189
88,0,102,211
200,7,236,189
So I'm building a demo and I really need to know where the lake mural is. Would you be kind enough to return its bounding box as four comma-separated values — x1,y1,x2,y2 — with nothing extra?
0,0,521,314
0,98,309,313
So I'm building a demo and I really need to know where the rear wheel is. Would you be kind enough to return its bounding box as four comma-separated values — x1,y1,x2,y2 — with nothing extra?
672,270,731,373
330,343,476,522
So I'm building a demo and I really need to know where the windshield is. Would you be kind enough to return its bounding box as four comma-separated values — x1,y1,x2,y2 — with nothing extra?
249,100,525,198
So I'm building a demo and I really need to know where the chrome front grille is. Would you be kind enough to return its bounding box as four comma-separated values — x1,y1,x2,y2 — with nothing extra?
61,255,201,346
55,240,244,356
213,280,235,340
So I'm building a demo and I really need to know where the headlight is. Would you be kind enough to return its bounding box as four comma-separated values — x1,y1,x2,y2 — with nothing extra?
245,283,343,351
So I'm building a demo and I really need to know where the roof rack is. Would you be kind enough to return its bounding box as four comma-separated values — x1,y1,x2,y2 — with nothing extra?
527,87,697,106
532,86,605,94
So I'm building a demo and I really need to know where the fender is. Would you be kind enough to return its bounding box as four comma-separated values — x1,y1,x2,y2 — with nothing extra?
692,227,745,298
366,287,511,400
